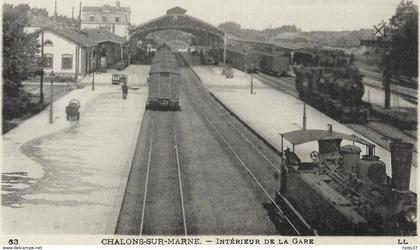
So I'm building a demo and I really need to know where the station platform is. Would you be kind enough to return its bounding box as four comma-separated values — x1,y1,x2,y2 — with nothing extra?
191,65,417,191
2,65,149,234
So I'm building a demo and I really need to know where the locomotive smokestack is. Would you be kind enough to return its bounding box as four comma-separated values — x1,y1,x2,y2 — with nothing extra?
390,141,413,191
328,124,332,135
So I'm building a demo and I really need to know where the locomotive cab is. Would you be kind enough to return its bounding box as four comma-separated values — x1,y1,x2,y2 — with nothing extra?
278,125,416,235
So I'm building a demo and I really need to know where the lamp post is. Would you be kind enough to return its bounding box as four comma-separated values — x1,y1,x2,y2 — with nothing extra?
247,61,256,95
92,70,95,91
302,95,307,130
49,71,55,124
250,73,254,94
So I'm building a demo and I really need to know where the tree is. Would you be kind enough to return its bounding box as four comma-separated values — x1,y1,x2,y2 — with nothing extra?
218,21,242,36
389,0,418,77
3,4,40,121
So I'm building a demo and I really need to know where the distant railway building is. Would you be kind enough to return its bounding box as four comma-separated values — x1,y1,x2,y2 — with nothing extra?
81,2,131,39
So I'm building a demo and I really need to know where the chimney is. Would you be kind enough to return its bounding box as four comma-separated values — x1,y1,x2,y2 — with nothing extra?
116,1,120,7
390,141,413,191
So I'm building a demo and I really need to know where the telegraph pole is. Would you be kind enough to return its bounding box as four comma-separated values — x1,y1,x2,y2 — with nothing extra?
39,31,45,104
75,2,81,86
383,49,392,109
361,20,393,109
223,32,227,65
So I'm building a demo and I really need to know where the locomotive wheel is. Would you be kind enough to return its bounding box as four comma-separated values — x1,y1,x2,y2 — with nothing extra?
310,151,319,162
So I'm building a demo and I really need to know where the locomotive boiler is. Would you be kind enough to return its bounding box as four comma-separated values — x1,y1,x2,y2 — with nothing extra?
276,125,416,236
294,49,368,123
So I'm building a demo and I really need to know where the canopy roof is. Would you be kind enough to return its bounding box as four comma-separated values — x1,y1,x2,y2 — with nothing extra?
281,129,372,146
130,7,224,40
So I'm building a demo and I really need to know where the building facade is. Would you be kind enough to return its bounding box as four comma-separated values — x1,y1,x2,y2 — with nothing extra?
81,2,130,39
33,27,127,78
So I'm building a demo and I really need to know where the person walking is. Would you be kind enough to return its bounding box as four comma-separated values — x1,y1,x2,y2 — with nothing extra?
121,79,128,100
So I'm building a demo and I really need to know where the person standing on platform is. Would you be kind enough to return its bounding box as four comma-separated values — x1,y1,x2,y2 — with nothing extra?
121,79,128,100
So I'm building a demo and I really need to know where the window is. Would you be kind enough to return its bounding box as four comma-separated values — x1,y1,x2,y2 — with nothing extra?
102,15,107,22
89,15,94,22
43,39,53,47
44,54,53,68
115,16,120,22
62,54,73,69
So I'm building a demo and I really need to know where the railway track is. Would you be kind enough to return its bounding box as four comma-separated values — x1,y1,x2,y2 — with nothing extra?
177,53,314,236
116,111,187,235
140,111,187,235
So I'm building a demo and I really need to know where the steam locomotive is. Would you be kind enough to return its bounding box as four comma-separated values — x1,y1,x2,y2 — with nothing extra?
293,49,368,123
277,125,416,235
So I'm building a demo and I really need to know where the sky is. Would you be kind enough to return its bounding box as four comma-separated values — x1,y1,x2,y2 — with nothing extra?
4,0,402,31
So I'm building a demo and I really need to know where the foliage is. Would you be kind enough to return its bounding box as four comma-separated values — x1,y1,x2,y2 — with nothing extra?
3,3,40,120
218,21,242,36
218,21,365,48
389,0,418,77
218,21,300,40
30,7,49,17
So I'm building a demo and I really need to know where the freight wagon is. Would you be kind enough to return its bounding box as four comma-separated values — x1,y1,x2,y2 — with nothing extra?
226,48,260,73
146,45,181,111
224,40,291,76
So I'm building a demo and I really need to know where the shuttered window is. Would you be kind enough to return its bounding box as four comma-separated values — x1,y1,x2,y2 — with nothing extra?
44,54,53,68
62,54,73,69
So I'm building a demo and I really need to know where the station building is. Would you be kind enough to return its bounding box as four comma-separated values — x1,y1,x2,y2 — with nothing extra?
33,27,128,79
81,2,131,39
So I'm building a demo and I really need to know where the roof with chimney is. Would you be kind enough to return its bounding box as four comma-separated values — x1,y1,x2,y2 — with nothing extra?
82,3,130,13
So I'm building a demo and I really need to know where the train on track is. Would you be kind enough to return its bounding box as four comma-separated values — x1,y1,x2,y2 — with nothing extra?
293,48,368,123
146,44,181,111
225,41,291,75
276,125,416,235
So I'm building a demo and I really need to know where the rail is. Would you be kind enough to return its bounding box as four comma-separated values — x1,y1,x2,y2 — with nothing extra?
139,112,187,235
177,52,316,236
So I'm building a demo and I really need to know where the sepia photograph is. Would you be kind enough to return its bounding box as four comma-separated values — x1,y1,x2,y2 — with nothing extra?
1,0,418,246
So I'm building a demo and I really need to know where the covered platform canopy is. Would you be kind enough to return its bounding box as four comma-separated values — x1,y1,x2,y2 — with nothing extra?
280,129,372,146
129,7,224,41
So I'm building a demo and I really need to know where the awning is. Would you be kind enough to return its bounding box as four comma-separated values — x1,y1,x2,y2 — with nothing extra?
281,129,372,146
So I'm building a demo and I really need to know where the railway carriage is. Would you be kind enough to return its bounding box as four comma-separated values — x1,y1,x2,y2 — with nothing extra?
146,45,181,111
226,44,260,72
259,46,291,76
225,41,291,76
